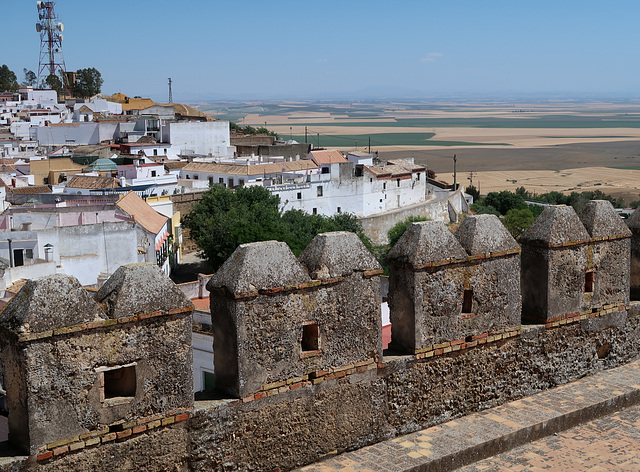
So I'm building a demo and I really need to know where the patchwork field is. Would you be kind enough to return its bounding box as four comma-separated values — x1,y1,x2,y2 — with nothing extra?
194,100,640,204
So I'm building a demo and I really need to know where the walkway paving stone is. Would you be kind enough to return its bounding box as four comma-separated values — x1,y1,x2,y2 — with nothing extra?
458,404,640,471
295,360,640,472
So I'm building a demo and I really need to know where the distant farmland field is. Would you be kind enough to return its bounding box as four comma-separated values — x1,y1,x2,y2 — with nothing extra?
273,115,640,129
291,133,510,148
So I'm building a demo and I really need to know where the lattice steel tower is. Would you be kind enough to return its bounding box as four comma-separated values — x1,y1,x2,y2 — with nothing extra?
36,1,67,86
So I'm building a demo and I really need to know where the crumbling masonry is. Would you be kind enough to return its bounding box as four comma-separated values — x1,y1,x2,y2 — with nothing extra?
0,201,638,471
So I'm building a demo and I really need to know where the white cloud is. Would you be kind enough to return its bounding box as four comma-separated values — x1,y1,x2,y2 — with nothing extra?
421,52,443,63
317,58,328,63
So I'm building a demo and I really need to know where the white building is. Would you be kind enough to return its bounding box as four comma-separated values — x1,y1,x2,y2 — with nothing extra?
179,160,318,189
117,160,179,195
161,121,234,158
270,154,427,217
73,99,122,122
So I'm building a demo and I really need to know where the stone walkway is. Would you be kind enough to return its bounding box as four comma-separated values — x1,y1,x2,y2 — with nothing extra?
296,360,640,472
458,404,640,471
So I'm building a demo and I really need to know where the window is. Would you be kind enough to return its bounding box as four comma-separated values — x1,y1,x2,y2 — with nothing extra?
313,208,317,215
321,167,330,174
151,170,157,177
239,179,244,186
297,192,302,200
104,366,136,399
228,178,234,187
186,174,190,179
97,363,137,405
317,185,323,197
193,175,198,180
462,290,473,315
208,176,214,185
163,148,167,154
25,248,33,259
337,207,341,213
219,178,224,184
153,149,158,156
416,173,420,181
397,178,401,187
585,271,595,293
383,182,386,190
301,321,320,357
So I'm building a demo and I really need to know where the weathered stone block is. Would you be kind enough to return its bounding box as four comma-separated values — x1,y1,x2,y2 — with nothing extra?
386,217,520,353
521,205,590,322
208,234,382,398
0,265,194,455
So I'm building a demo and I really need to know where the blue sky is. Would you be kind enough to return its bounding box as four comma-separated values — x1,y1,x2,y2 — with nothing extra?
3,1,640,102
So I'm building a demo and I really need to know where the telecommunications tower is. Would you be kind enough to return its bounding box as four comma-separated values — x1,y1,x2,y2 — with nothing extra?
35,1,67,86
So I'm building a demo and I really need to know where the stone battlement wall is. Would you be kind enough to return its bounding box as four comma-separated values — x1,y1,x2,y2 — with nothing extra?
0,201,639,471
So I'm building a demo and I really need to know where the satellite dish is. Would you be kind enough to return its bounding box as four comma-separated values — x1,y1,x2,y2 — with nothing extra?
57,22,64,32
36,23,42,32
59,34,63,41
36,1,44,10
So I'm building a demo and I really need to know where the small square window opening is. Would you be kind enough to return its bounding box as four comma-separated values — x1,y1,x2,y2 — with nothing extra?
103,365,136,400
301,322,319,352
585,271,595,293
462,289,473,314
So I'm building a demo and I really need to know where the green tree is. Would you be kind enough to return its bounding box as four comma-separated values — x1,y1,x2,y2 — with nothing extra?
22,69,37,87
0,65,18,91
483,190,526,215
182,185,368,269
45,74,64,94
470,203,500,216
515,186,531,199
72,67,103,98
465,185,480,201
502,208,536,239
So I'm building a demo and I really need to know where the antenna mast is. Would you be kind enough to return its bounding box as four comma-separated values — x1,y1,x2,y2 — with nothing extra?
36,1,67,87
168,78,173,103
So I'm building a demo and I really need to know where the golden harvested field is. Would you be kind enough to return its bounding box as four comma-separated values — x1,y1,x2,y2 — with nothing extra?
206,100,640,203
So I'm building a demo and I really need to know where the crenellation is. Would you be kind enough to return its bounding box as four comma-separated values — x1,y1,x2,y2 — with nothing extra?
208,234,382,399
386,216,521,354
522,203,630,323
0,204,638,471
0,264,193,456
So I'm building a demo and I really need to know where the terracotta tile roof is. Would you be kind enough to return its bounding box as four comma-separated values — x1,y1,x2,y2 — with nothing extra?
0,165,17,172
164,161,189,170
116,191,168,234
364,164,411,179
122,142,169,147
183,160,317,176
365,166,392,178
9,185,52,194
387,159,426,172
66,175,120,189
121,98,155,111
309,150,347,165
160,103,212,121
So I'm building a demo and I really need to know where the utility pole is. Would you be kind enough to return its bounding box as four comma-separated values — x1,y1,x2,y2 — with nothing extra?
368,136,371,153
305,126,308,144
468,171,476,188
168,78,173,103
453,154,457,191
